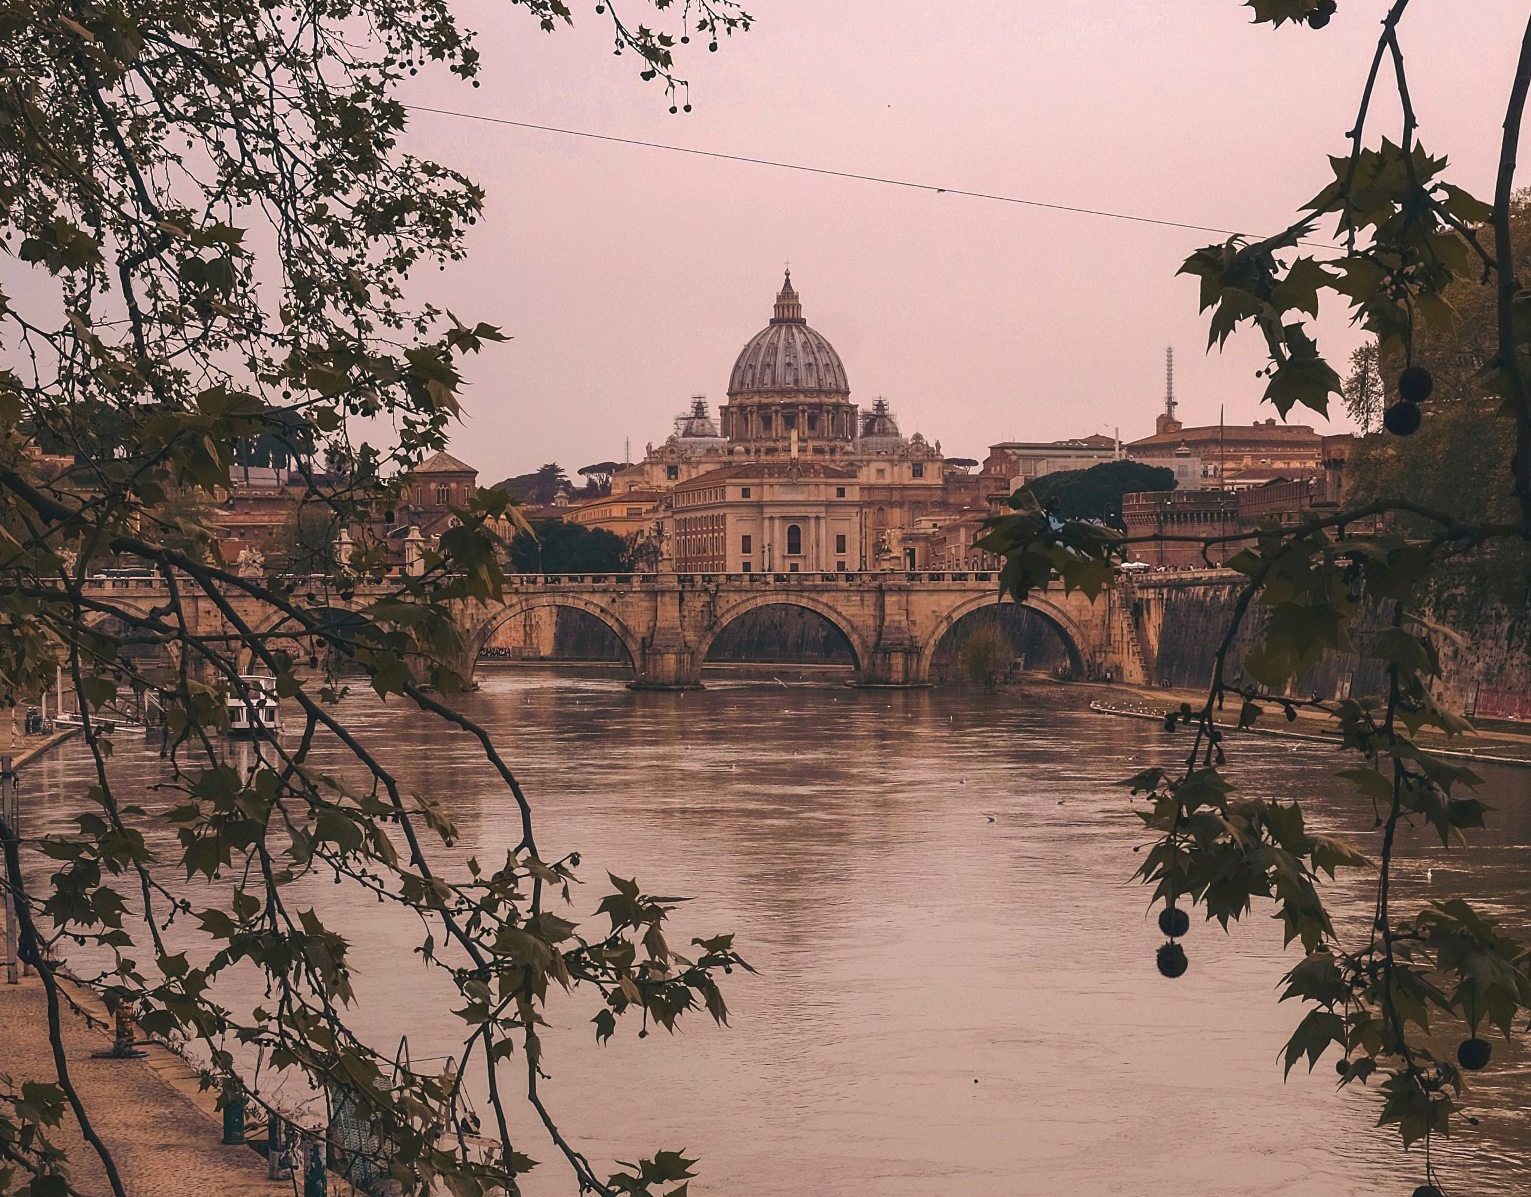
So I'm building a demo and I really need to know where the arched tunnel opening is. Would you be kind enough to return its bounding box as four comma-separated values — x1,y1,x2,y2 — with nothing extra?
703,603,857,679
929,604,1080,686
478,605,632,669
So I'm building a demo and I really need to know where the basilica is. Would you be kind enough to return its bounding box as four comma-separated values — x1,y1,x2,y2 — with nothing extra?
573,272,1118,571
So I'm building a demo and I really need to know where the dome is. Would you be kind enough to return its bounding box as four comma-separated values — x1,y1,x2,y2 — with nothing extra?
727,272,849,399
674,397,725,453
859,398,903,454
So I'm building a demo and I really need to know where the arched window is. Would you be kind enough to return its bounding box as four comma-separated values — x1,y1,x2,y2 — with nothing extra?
786,524,802,555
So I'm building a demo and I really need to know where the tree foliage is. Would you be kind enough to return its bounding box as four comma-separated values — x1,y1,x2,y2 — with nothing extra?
1342,341,1385,433
277,506,342,578
1024,460,1176,530
509,518,626,574
1345,195,1531,606
0,1,752,1195
495,464,571,506
958,626,1010,690
981,5,1531,1192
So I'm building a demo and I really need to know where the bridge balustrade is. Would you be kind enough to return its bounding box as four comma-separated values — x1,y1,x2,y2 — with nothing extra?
84,576,169,593
499,570,1002,587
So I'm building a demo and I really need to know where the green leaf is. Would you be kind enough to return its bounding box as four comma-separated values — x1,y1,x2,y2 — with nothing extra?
77,674,117,709
1282,1008,1344,1077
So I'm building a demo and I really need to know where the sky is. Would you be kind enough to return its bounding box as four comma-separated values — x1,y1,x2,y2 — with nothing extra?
342,4,1531,479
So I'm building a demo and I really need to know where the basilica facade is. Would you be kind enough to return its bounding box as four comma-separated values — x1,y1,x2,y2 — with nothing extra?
589,272,1074,571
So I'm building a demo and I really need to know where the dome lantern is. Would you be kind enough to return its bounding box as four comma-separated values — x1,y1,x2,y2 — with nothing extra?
771,270,804,324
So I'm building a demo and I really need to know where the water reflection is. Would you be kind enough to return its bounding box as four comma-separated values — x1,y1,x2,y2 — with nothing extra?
19,664,1531,1196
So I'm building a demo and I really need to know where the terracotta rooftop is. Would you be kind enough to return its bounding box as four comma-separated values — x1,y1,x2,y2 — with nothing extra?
1129,420,1322,450
412,450,477,475
571,488,670,506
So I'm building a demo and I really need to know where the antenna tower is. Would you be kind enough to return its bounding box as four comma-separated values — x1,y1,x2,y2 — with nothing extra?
1164,347,1177,422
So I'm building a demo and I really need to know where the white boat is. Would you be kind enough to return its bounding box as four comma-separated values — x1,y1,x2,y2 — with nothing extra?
51,711,144,733
226,675,281,739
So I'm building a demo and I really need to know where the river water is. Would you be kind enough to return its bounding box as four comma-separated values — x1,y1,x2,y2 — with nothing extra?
19,665,1531,1196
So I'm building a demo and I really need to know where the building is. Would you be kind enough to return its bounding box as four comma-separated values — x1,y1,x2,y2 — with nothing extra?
982,436,1122,487
671,461,861,572
1122,432,1356,566
213,445,522,577
587,271,1122,570
1125,354,1326,488
565,487,670,541
718,276,859,455
577,278,1356,573
1121,490,1241,567
1128,412,1325,488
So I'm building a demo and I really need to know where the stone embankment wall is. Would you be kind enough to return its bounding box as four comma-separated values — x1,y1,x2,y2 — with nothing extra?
1129,571,1531,721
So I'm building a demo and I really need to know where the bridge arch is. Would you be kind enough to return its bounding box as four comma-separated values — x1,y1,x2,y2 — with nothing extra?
239,606,374,675
81,600,160,634
695,592,873,679
468,595,642,681
918,592,1088,682
82,600,175,660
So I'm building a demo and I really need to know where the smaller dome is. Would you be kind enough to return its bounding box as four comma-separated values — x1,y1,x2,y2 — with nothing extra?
674,397,725,453
858,398,903,454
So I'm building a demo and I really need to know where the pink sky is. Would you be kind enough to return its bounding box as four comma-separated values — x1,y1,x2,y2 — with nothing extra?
404,1,1527,481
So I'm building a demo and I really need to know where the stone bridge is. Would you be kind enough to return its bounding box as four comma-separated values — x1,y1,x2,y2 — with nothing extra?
78,570,1152,690
464,570,1148,688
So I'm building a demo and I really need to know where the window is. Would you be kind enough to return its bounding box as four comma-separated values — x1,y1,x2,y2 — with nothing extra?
789,563,800,573
912,463,925,479
760,413,773,432
784,412,797,430
742,561,753,572
786,524,802,555
741,486,751,498
626,507,642,517
835,486,846,498
666,465,679,480
836,560,847,571
876,468,886,479
435,484,451,505
741,534,752,555
835,534,847,554
808,412,819,433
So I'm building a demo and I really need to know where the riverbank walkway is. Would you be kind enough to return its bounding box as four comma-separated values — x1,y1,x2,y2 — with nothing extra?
2,722,291,1192
0,976,284,1195
1083,680,1531,767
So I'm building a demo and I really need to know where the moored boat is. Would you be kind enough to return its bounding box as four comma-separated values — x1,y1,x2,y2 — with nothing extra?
226,675,281,738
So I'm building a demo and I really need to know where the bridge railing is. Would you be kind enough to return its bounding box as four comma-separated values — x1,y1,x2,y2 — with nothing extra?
80,572,342,595
82,575,169,592
500,570,1004,587
80,567,1087,598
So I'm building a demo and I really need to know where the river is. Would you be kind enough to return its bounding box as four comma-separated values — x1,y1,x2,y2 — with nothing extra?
18,665,1531,1196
